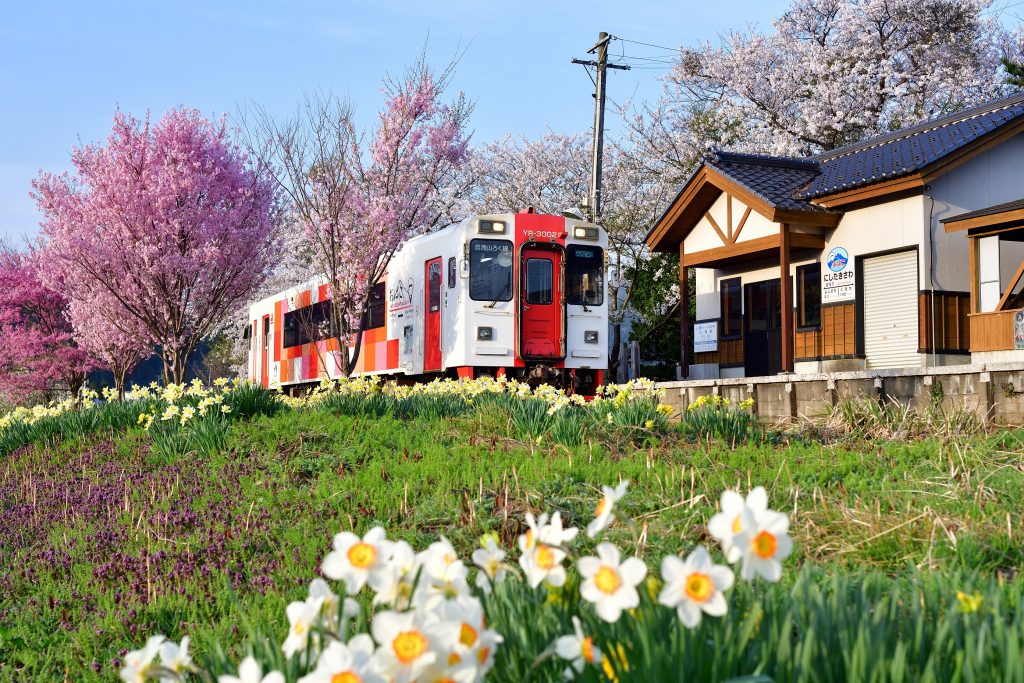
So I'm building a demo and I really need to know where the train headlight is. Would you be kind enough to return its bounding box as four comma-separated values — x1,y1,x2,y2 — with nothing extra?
477,326,494,341
573,226,600,241
584,330,599,344
479,220,506,234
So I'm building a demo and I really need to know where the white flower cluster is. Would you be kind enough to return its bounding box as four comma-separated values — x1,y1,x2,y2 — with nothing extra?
121,484,793,682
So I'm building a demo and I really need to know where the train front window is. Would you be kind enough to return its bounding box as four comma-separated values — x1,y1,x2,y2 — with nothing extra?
469,239,513,302
566,245,604,306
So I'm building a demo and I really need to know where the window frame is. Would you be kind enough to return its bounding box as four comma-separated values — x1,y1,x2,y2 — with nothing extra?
796,263,822,331
565,244,605,306
364,282,386,330
525,258,553,304
468,238,514,302
283,299,332,348
447,256,456,289
720,277,742,340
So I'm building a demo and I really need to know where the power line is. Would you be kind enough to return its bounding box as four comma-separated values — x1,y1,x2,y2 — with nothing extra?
619,54,677,65
615,37,679,53
982,0,1024,14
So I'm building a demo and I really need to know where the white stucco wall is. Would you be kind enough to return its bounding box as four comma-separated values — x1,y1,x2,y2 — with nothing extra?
825,194,926,284
927,133,1024,294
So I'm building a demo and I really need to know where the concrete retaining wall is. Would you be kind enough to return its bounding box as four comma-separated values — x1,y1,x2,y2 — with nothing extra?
656,362,1024,424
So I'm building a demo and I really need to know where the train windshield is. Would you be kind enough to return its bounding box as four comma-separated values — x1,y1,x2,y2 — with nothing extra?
469,239,513,302
566,245,604,306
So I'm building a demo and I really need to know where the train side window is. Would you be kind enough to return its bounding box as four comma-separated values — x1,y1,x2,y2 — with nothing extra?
469,239,513,302
428,262,442,312
283,299,332,347
525,258,553,304
447,257,456,289
566,245,604,306
364,282,386,329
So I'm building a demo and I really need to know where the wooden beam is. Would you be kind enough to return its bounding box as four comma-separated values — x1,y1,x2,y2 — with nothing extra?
780,224,794,373
681,232,825,268
944,209,1024,232
726,195,733,242
704,210,729,245
996,258,1024,312
969,236,978,314
810,174,924,208
679,241,689,378
733,207,752,243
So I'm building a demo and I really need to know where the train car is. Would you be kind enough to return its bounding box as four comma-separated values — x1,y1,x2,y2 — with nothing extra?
247,210,608,394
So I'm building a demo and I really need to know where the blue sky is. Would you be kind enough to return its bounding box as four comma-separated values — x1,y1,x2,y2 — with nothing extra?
0,0,791,242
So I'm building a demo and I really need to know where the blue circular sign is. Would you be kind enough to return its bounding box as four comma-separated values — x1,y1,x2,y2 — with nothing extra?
826,247,849,273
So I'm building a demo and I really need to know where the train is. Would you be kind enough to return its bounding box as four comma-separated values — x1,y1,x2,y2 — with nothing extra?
246,210,609,395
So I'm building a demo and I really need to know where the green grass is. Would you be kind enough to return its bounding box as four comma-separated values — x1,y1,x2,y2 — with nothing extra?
1,398,1022,681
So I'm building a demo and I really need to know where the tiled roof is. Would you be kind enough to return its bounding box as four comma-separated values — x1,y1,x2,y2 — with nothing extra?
798,92,1024,198
705,150,833,213
941,198,1024,223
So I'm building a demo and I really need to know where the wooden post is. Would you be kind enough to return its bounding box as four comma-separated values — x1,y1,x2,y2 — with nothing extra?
680,241,689,379
969,236,978,314
780,223,794,373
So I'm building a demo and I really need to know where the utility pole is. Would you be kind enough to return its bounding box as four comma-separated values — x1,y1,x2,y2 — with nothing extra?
572,32,629,221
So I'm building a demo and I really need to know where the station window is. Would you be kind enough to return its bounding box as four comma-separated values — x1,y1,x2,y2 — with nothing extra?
566,245,604,306
283,299,332,348
720,277,742,339
364,282,386,329
469,239,513,302
797,263,821,329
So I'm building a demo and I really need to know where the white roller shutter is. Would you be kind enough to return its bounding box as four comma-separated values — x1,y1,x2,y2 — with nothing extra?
863,250,920,369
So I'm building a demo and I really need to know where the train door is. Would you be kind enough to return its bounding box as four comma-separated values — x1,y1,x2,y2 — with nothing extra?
261,315,270,388
424,258,443,372
520,245,564,359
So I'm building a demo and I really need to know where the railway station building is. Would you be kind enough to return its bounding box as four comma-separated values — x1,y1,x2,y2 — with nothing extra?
646,92,1024,379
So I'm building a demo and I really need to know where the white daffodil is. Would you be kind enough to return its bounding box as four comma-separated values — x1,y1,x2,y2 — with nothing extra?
518,512,578,589
370,609,450,683
471,537,507,594
554,616,601,677
413,537,471,610
708,487,775,562
157,636,192,681
308,577,340,628
578,542,648,623
438,596,503,677
297,635,385,683
735,506,793,582
370,540,418,609
217,655,285,683
586,480,629,538
120,635,165,683
658,545,735,628
282,595,325,658
322,526,392,595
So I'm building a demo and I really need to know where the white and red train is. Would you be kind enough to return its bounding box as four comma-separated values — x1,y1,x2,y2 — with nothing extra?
247,211,609,394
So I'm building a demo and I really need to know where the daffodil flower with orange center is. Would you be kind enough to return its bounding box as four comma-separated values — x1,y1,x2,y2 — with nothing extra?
578,542,648,623
322,527,392,595
370,610,440,681
658,545,735,628
587,481,629,539
296,635,384,683
518,512,578,589
708,487,774,563
555,616,602,677
735,508,793,582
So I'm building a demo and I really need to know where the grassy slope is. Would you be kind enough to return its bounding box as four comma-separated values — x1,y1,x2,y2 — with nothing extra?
1,408,1022,680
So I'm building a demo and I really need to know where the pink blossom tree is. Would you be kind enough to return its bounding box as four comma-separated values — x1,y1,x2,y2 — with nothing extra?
0,247,97,404
67,298,151,400
248,55,471,375
33,108,280,385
